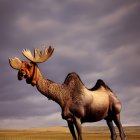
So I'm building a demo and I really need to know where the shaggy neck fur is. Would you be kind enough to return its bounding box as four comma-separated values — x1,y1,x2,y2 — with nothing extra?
33,64,70,108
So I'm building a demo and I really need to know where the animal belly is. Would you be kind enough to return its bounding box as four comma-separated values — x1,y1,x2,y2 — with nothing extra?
81,104,109,123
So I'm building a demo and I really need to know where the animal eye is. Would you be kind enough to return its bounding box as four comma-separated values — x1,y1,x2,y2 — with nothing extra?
27,64,31,69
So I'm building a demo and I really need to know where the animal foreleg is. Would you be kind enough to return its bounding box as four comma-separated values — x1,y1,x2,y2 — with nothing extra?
113,114,126,140
67,120,77,140
73,117,83,140
106,119,117,140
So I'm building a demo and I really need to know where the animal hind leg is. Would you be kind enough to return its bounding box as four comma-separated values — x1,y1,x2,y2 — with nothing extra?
67,120,77,140
106,119,117,140
113,114,126,140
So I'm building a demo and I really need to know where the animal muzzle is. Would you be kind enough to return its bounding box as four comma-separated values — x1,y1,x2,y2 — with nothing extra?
18,69,27,80
18,71,23,80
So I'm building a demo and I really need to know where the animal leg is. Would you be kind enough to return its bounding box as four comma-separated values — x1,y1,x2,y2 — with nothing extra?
113,114,126,140
73,117,83,140
106,119,117,140
67,120,77,140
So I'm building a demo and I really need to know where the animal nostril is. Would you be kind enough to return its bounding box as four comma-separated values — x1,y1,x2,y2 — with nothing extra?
20,69,25,74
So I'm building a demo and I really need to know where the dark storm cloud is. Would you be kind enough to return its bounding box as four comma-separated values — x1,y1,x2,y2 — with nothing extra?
0,0,140,128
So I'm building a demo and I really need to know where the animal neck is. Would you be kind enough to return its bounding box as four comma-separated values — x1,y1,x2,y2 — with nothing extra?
34,65,69,108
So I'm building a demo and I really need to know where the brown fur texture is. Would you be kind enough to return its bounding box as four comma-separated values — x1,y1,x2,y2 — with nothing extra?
9,47,126,140
15,62,126,140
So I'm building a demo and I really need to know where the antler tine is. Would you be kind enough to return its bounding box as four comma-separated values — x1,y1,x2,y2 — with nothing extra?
34,48,43,59
45,46,54,58
9,57,22,70
22,48,34,62
36,46,54,63
22,46,54,63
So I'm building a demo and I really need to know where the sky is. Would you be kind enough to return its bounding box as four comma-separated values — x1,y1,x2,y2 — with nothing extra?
0,0,140,128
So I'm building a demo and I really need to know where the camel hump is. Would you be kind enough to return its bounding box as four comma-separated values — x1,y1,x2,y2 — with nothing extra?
90,79,112,92
64,72,84,86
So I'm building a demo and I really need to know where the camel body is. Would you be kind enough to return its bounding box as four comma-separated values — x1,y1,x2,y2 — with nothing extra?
36,69,121,123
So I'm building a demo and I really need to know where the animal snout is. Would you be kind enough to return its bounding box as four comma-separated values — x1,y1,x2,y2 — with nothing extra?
20,69,26,75
18,69,27,80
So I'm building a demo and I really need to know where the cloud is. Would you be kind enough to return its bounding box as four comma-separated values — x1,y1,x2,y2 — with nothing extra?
16,15,61,33
93,2,138,31
0,112,65,129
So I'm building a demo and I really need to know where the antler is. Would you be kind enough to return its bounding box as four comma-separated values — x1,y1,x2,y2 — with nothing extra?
9,57,22,70
22,46,54,63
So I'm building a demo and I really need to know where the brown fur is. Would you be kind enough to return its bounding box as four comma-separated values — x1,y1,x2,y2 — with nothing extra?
15,61,126,140
9,46,126,140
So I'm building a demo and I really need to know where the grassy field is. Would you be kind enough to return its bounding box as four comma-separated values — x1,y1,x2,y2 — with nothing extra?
0,126,139,140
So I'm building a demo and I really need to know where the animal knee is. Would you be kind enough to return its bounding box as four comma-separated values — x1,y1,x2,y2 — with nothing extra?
61,110,73,120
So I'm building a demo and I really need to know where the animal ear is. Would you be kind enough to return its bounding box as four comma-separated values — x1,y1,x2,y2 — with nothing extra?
9,57,22,70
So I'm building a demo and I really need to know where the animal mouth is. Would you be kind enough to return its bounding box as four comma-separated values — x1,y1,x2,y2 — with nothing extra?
18,75,23,80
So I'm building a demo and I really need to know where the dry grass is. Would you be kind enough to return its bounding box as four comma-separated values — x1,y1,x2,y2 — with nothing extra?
0,126,139,140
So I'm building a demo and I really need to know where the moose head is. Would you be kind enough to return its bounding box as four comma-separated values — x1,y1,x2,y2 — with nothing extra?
9,46,54,86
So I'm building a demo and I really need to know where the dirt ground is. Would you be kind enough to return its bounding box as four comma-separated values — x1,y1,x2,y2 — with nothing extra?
0,126,139,140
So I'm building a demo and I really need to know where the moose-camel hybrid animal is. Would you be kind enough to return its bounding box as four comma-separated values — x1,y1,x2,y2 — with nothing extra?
9,47,126,140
